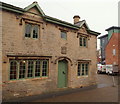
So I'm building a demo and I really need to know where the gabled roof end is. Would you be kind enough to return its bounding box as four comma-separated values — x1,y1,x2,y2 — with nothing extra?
24,1,45,16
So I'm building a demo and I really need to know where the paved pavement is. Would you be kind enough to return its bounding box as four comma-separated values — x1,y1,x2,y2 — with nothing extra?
33,74,119,102
3,74,119,103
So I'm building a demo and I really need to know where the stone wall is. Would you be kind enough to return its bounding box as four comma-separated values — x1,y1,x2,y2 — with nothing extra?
2,8,97,100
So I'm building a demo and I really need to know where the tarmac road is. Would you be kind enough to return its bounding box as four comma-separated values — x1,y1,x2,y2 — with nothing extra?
33,74,119,102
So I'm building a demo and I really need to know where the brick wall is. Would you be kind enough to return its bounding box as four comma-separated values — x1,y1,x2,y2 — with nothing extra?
105,33,119,65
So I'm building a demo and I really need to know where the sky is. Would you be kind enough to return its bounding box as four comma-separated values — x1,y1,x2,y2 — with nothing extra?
1,0,119,49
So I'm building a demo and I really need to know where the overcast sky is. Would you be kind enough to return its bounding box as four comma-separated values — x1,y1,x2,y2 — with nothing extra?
1,0,119,49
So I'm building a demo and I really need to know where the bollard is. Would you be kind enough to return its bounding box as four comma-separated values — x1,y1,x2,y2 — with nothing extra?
112,76,116,87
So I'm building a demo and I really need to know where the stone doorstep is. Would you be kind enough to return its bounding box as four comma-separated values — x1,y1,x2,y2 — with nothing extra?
3,84,97,102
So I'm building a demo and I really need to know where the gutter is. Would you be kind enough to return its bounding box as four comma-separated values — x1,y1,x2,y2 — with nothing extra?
45,18,79,30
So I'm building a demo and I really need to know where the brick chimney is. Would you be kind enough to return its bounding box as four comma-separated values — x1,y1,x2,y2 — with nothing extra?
73,15,80,24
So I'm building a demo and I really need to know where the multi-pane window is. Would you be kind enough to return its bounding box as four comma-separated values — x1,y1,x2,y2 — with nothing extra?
10,61,17,80
19,60,26,79
35,60,41,77
9,59,49,80
79,36,87,47
77,63,89,76
25,23,39,39
61,31,67,40
42,61,48,76
27,60,34,78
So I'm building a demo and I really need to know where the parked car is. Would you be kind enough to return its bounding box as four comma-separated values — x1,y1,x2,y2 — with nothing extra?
97,64,106,74
106,65,119,75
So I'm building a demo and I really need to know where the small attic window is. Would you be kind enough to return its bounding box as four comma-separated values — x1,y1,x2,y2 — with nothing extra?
25,23,39,39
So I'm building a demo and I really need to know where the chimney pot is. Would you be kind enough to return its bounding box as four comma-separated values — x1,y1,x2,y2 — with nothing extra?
73,15,80,24
33,1,38,3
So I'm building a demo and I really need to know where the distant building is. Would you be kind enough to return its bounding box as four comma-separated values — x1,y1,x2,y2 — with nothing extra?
105,26,120,71
98,34,108,64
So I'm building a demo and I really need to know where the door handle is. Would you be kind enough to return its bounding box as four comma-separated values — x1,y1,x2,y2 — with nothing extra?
63,71,65,74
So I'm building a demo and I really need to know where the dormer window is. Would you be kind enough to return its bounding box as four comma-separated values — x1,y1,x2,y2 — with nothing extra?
25,23,39,39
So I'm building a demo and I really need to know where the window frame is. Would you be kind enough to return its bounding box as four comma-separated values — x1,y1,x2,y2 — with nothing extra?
19,60,26,79
25,23,39,39
61,31,67,40
9,59,49,81
79,36,87,47
77,62,89,77
9,60,18,80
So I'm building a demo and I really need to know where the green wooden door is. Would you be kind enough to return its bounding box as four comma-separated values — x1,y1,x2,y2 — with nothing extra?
58,60,68,88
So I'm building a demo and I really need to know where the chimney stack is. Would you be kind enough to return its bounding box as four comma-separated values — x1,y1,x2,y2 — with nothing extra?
73,15,80,24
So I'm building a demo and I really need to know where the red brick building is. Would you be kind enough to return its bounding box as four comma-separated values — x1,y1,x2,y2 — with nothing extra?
105,26,120,71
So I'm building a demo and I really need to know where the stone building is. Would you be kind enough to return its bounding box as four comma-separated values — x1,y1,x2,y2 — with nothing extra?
0,2,100,100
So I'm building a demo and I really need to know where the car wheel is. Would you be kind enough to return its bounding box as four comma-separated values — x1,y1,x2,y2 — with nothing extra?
97,71,100,74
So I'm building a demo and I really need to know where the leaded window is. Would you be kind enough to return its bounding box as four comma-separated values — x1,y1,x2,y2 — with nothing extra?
42,61,48,76
35,60,41,77
78,63,89,76
79,36,87,47
25,23,39,39
10,61,17,80
27,60,34,78
19,60,26,79
9,59,49,80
